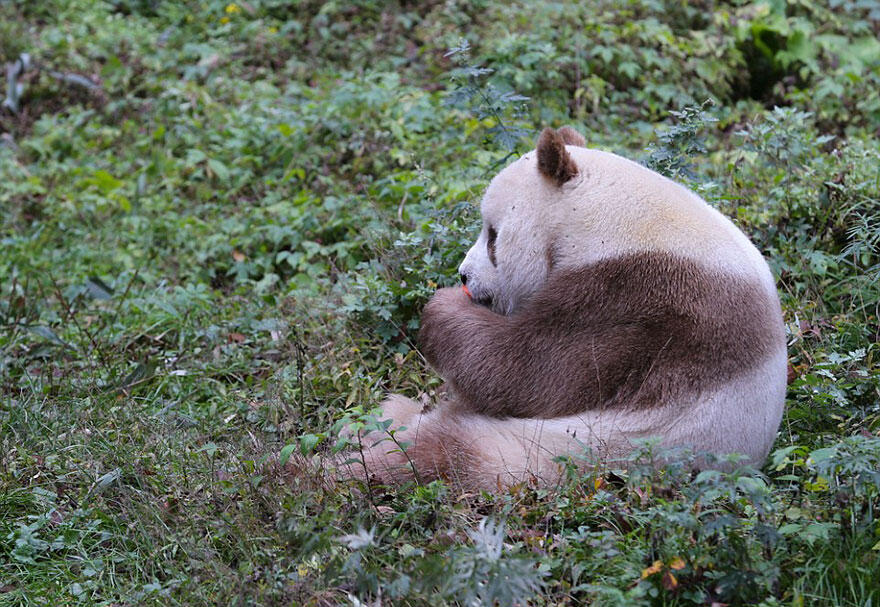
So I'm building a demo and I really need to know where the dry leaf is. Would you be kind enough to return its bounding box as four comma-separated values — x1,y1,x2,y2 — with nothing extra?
641,560,663,579
662,571,678,590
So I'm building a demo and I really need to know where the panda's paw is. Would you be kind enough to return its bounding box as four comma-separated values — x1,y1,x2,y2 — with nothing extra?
425,286,472,314
421,288,470,339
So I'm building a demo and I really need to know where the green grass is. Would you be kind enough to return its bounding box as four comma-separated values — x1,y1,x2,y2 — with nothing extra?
1,0,879,605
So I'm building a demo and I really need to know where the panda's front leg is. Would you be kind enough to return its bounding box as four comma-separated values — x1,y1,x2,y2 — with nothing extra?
418,286,483,377
419,286,550,418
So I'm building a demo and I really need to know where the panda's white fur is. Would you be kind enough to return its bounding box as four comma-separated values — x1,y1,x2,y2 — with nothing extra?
348,127,787,490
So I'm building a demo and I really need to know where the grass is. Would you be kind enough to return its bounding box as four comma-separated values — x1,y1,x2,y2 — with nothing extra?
1,0,879,605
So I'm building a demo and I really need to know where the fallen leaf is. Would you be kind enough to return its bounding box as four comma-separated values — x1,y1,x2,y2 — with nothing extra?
641,560,663,579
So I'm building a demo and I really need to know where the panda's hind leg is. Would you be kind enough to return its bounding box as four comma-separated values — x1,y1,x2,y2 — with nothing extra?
377,393,422,428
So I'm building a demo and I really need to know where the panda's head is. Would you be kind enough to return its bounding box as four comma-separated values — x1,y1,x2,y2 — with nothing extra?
458,127,586,315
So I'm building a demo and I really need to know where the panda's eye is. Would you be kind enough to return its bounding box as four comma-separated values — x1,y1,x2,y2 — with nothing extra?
486,226,497,266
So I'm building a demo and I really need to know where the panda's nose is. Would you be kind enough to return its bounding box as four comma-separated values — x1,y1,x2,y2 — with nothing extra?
460,273,468,285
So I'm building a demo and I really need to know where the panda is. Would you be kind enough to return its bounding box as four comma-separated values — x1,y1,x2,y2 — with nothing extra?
349,126,787,490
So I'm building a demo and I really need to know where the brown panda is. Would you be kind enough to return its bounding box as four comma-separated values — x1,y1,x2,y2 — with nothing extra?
349,127,787,490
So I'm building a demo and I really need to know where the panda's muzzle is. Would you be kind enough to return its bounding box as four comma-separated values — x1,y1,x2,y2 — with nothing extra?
460,273,493,309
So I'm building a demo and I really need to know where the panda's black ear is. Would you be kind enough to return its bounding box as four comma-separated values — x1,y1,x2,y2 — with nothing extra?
537,128,579,186
558,126,586,147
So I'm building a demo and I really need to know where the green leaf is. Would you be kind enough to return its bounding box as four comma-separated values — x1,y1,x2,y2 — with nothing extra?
279,443,297,466
207,158,229,181
28,325,73,349
186,149,207,166
86,276,114,300
808,447,837,464
299,433,323,455
117,361,155,390
89,170,124,193
775,474,801,481
88,468,121,498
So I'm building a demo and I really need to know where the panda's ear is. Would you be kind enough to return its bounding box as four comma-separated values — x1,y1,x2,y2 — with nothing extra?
537,128,579,186
558,126,586,147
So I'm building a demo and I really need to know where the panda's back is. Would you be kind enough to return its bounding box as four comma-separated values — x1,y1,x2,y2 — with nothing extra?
559,147,779,300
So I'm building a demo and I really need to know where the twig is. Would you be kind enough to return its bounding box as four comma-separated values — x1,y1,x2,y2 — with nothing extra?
3,53,30,113
3,52,104,116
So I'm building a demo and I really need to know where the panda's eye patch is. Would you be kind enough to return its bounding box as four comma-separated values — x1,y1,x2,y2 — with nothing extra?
486,226,498,266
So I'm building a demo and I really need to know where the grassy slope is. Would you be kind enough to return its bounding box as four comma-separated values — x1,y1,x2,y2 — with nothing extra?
1,1,879,605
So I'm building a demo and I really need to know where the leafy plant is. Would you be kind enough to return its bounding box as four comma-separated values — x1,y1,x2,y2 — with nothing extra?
444,39,532,158
645,100,718,185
